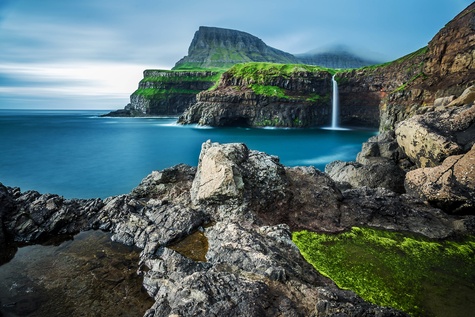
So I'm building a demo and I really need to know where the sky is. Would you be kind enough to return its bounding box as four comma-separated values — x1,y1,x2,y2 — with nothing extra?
0,0,472,110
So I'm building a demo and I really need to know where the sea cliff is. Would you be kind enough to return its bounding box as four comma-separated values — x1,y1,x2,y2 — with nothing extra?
180,4,474,129
178,63,333,127
103,70,222,117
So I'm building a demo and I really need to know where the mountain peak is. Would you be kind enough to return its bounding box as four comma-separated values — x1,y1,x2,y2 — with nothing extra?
173,26,299,70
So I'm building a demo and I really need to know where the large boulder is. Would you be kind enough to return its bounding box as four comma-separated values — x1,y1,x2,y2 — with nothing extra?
395,96,475,168
325,131,409,193
190,140,289,221
191,142,247,204
405,144,475,214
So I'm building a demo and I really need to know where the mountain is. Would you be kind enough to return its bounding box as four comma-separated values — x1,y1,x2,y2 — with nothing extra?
179,3,475,129
295,45,383,68
173,26,300,70
173,26,382,70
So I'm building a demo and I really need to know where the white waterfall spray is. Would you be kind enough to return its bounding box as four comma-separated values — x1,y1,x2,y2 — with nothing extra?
331,74,339,129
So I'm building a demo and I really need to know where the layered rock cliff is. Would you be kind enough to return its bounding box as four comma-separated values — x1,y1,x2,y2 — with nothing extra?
338,2,475,131
178,63,334,127
179,4,474,129
103,70,222,117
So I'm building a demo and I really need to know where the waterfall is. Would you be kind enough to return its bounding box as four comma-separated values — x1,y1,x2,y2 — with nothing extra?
331,74,339,129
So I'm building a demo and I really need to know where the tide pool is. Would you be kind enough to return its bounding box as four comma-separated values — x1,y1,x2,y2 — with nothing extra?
0,110,377,199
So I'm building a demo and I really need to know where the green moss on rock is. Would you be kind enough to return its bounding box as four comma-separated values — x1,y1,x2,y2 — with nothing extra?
292,227,475,317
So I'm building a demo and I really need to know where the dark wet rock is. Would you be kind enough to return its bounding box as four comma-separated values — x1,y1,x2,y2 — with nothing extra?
1,188,104,243
340,187,458,238
141,222,403,317
4,139,475,316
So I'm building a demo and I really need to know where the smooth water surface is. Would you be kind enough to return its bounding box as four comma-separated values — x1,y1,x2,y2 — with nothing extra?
0,230,154,317
0,110,377,198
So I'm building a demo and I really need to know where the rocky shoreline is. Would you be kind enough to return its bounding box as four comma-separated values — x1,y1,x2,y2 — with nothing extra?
1,4,474,315
1,85,474,315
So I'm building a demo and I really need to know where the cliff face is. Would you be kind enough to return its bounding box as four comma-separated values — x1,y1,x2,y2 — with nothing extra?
178,63,333,127
103,70,222,117
336,47,428,128
173,26,300,70
179,4,475,129
338,3,475,131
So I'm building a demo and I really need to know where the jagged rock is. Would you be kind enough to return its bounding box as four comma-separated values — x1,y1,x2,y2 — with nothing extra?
191,142,247,204
4,139,475,316
324,131,408,193
340,187,456,238
131,163,196,205
190,141,344,230
405,144,475,214
279,166,343,232
356,131,408,165
111,200,208,257
190,140,290,221
2,189,104,242
141,221,405,317
395,101,475,167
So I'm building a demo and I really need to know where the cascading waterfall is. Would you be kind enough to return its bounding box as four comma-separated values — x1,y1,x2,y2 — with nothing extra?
331,74,340,129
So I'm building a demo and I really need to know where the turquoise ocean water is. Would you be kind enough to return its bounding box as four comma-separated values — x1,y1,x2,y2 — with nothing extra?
0,110,377,199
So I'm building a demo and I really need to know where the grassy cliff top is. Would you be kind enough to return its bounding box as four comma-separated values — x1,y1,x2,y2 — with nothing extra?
226,62,337,80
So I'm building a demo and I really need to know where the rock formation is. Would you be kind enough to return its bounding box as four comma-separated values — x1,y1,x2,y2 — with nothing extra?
3,136,475,315
178,63,333,127
325,85,475,218
2,4,475,316
173,26,300,70
103,70,221,117
340,2,475,131
182,3,475,128
395,100,475,168
405,144,475,214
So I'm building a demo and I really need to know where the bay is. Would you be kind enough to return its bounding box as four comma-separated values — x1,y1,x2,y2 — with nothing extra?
0,109,377,199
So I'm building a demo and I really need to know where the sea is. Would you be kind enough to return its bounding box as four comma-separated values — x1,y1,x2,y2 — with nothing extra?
0,109,377,199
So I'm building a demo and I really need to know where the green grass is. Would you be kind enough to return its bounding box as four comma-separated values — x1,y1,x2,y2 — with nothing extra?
222,62,336,100
306,93,330,103
140,69,224,84
353,46,428,72
248,84,288,99
140,74,222,84
292,227,475,317
227,62,336,83
132,87,202,98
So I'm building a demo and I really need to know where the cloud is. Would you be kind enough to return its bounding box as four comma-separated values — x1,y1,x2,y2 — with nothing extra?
0,62,155,109
1,0,473,109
